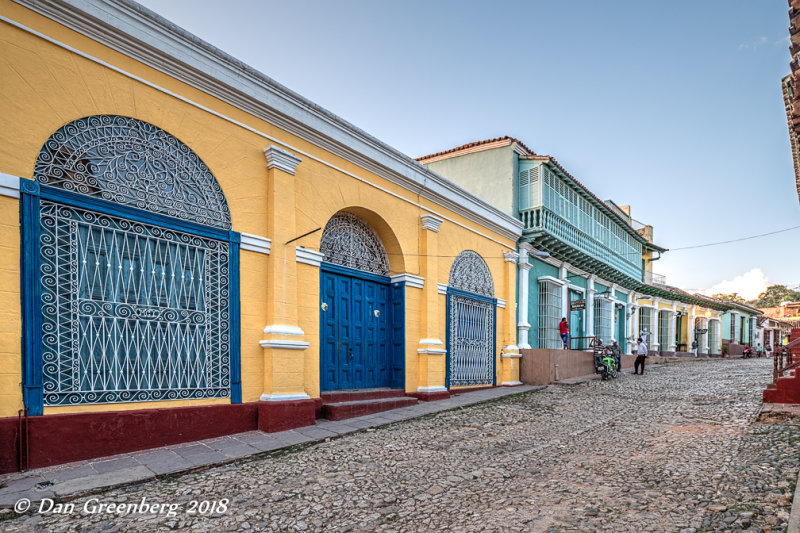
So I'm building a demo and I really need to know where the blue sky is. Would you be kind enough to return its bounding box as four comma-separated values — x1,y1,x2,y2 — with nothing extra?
137,0,800,299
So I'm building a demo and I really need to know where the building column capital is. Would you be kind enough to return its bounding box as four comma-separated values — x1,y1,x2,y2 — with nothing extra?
504,251,520,263
264,145,302,175
420,214,444,232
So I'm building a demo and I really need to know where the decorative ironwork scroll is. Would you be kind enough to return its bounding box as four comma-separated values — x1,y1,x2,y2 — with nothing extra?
449,294,494,386
448,250,494,297
34,115,232,230
39,201,230,405
320,212,389,276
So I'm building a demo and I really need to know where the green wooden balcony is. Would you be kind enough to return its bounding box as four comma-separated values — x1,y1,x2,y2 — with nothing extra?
521,206,642,281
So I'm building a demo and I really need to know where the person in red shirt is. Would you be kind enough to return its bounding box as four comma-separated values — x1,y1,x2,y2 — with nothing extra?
559,318,569,350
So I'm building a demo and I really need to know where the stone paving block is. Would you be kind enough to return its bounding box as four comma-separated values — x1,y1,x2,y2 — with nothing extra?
173,444,214,458
0,489,55,508
215,442,260,460
132,451,192,476
272,430,313,447
232,433,286,453
42,464,98,484
51,466,154,497
0,474,49,496
90,456,141,474
180,451,229,467
293,427,339,439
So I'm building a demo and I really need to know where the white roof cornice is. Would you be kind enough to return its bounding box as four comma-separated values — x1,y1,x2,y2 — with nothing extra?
12,0,523,241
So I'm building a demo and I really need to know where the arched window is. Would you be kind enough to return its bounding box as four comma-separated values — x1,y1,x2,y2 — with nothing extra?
320,212,389,276
34,115,231,229
448,250,494,297
447,250,495,387
28,115,235,408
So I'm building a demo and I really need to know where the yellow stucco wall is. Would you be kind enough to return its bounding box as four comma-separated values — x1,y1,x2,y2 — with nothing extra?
0,2,518,417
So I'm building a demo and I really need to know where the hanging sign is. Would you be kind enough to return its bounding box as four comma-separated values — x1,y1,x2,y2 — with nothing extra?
570,299,586,311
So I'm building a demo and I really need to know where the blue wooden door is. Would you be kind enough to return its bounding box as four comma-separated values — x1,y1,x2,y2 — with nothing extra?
321,267,391,391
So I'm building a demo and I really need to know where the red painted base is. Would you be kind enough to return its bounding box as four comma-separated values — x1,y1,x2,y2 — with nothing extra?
0,403,259,474
258,399,316,433
408,390,451,402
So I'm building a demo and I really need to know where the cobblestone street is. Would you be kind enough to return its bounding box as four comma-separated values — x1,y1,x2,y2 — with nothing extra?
4,358,798,532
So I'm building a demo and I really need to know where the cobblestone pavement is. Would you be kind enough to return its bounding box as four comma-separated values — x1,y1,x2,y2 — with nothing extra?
3,358,797,532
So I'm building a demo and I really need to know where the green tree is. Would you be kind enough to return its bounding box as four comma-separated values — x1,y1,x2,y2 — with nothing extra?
711,292,747,304
750,285,800,308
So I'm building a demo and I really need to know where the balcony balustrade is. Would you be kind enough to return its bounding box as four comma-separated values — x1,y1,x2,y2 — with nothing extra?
521,207,642,280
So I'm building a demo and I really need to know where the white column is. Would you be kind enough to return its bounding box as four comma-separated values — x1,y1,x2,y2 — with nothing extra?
707,320,713,354
669,304,677,351
586,276,596,338
651,299,660,351
629,301,639,348
559,263,569,320
687,306,696,351
517,247,532,349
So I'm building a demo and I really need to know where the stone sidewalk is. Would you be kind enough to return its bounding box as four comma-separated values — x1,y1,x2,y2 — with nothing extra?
0,385,541,509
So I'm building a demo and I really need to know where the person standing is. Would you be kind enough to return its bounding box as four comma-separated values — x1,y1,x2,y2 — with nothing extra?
634,337,648,375
610,340,622,371
691,339,698,358
756,343,763,358
559,318,569,350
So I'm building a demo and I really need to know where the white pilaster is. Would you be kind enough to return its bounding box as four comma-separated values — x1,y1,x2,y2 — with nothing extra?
586,276,596,338
517,247,532,349
559,264,569,321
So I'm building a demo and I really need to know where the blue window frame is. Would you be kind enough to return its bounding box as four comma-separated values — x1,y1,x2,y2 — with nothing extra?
20,115,240,414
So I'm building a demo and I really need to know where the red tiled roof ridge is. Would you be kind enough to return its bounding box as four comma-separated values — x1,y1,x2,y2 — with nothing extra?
416,136,536,162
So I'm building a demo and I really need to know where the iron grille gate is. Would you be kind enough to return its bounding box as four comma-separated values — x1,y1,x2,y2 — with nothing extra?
707,319,718,354
39,201,231,405
538,281,562,349
695,317,708,355
448,291,495,387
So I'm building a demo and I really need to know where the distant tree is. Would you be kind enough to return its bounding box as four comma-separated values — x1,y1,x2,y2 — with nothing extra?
711,293,747,304
750,285,800,308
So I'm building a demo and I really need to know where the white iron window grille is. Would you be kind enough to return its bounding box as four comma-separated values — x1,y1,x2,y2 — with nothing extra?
730,313,737,342
538,281,562,349
320,212,389,276
34,115,231,230
448,294,494,387
449,250,494,297
658,311,672,351
39,201,230,406
707,319,718,354
594,298,613,344
748,318,755,346
639,307,653,349
694,317,707,355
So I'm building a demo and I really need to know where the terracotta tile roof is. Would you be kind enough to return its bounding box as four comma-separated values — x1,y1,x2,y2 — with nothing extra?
416,136,537,163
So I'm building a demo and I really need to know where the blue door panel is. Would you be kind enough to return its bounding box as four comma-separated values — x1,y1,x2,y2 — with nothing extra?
320,267,394,391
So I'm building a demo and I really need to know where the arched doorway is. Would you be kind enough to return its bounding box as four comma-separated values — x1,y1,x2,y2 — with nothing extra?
446,251,496,387
319,211,404,391
22,115,239,414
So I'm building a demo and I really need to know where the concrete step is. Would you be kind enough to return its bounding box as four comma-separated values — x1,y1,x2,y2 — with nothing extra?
322,397,418,421
320,388,407,404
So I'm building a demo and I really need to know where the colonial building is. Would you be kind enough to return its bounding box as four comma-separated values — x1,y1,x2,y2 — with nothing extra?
782,0,800,206
0,0,523,472
418,137,731,361
720,302,764,355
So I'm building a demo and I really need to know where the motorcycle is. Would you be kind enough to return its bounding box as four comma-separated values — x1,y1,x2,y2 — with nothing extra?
743,346,753,359
594,345,619,380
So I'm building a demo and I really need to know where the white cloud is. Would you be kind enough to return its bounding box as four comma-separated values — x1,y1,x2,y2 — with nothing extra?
701,268,771,300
